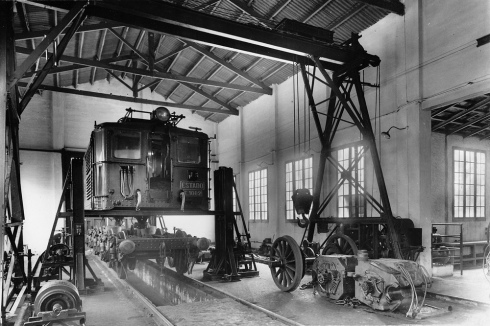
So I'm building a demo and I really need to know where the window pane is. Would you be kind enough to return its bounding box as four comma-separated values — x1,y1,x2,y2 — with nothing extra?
113,131,141,159
454,149,485,220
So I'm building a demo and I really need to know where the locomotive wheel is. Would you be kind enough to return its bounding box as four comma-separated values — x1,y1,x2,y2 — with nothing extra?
325,234,358,255
34,280,82,314
173,250,188,274
269,235,304,292
321,243,342,255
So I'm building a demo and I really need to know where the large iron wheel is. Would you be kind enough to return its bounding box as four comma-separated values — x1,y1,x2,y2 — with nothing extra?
484,245,490,282
323,234,358,255
269,235,304,292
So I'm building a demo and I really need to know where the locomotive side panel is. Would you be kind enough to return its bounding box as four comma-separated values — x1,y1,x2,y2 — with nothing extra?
171,133,209,211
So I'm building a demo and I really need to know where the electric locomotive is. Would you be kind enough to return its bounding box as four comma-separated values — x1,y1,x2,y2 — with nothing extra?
84,107,209,212
83,107,211,277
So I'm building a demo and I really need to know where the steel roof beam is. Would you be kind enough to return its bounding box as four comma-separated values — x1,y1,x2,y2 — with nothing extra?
9,1,87,89
303,0,335,23
17,5,87,115
33,1,344,70
448,111,490,135
14,22,122,41
90,28,108,85
17,48,135,76
16,47,271,95
75,1,350,67
74,30,85,88
227,0,271,28
269,0,293,19
191,0,220,12
187,40,270,91
433,96,490,131
109,28,148,64
17,82,238,116
105,69,132,91
352,0,405,15
181,82,238,114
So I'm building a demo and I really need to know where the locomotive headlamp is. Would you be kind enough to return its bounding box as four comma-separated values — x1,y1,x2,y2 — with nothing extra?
153,107,170,122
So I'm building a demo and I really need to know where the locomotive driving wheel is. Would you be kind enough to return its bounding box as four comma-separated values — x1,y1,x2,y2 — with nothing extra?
269,235,304,292
323,234,358,255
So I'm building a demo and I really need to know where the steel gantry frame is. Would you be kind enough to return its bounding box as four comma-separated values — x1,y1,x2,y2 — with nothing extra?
299,51,404,259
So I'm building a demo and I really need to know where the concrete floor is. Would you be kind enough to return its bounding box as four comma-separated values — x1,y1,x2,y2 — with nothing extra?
429,266,490,305
187,261,490,326
78,252,490,325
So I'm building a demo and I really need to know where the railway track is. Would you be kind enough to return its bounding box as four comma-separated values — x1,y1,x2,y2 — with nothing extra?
90,254,490,326
91,256,302,326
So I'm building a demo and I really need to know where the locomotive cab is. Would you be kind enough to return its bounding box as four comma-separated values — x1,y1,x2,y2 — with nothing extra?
84,107,209,212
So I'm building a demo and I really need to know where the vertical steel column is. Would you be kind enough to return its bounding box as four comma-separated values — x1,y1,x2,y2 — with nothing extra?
1,3,14,323
352,73,402,258
204,167,239,280
0,4,9,323
71,158,86,290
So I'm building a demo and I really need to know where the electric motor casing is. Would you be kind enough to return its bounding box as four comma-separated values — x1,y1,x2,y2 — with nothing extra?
34,280,82,315
312,254,357,300
354,258,426,311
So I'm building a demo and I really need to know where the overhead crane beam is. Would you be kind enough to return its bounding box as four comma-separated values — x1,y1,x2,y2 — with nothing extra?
37,0,379,70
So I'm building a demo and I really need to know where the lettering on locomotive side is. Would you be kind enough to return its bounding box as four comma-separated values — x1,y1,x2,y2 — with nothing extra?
185,190,203,196
180,181,205,189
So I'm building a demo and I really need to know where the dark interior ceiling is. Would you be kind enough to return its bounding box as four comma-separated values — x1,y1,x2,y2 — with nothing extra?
431,93,490,140
13,0,405,123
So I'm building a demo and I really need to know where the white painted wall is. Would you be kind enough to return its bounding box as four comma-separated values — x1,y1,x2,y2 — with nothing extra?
19,80,218,253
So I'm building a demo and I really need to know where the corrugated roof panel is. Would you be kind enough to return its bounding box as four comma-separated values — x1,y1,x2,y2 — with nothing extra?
169,47,202,76
13,0,397,123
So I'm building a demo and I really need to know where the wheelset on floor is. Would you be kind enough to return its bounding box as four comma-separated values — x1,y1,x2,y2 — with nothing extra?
269,233,360,292
269,235,304,292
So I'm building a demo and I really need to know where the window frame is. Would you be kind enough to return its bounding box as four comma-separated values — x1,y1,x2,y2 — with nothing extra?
336,144,366,218
248,168,268,222
285,156,313,221
452,147,486,221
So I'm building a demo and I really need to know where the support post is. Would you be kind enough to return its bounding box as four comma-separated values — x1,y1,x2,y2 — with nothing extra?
0,4,9,323
71,158,86,290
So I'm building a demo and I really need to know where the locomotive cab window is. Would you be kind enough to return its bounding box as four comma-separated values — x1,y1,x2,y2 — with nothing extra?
112,130,141,160
177,136,201,164
148,135,170,188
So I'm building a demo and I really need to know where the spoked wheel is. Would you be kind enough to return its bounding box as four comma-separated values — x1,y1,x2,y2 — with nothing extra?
483,245,490,282
324,234,358,255
269,235,304,292
321,243,341,255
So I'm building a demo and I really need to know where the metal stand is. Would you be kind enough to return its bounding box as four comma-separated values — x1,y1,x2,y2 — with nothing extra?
204,167,258,281
35,158,102,291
